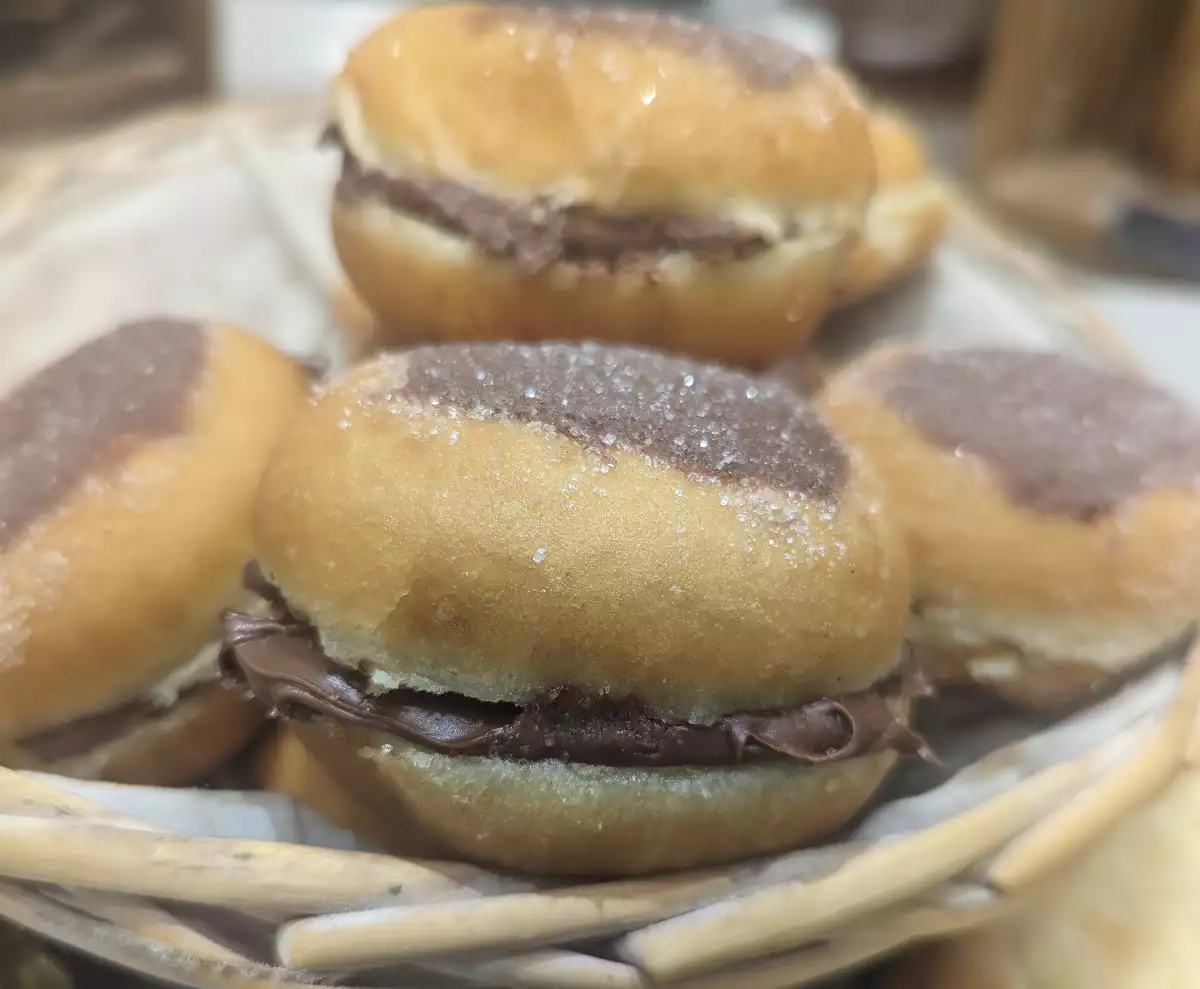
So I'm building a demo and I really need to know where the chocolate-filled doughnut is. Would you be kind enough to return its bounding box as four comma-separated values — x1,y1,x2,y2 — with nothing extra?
818,345,1200,709
325,3,875,366
222,341,923,876
0,319,310,784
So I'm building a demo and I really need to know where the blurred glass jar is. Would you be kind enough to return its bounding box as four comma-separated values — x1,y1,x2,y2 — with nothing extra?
811,0,995,72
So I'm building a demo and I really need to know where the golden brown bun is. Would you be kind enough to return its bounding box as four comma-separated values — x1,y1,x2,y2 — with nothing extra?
256,725,398,851
0,321,309,744
329,281,385,362
882,770,1200,989
329,3,875,365
314,719,899,876
833,110,949,307
335,3,872,213
817,344,1200,708
28,684,263,787
255,345,911,722
332,208,844,366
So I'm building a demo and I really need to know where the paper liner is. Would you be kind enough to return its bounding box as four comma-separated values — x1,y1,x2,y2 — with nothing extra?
0,100,1195,988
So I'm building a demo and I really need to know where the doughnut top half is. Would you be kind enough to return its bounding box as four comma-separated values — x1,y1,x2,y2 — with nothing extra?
868,348,1200,520
383,341,847,499
466,6,815,91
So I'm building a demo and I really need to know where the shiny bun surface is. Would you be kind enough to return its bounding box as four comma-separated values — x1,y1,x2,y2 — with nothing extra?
819,345,1200,706
328,3,876,363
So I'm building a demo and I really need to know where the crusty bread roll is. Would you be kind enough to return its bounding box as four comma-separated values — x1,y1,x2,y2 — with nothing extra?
833,110,949,306
818,344,1200,708
882,770,1200,989
327,3,875,366
223,341,921,875
0,318,309,784
255,725,399,851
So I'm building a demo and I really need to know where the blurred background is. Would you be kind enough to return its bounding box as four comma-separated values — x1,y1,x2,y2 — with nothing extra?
0,0,1196,394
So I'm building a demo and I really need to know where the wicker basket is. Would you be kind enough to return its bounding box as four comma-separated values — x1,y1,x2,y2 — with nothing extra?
0,100,1194,989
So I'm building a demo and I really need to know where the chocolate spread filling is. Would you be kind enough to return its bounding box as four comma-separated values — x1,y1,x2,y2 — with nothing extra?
376,341,848,498
468,7,814,91
16,683,213,762
219,576,927,768
324,125,772,272
868,349,1200,520
0,319,206,551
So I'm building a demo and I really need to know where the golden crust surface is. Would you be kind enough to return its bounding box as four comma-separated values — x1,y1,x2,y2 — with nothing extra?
29,684,263,786
318,721,898,876
331,200,842,365
334,3,874,211
256,351,911,721
817,344,1200,701
0,323,309,741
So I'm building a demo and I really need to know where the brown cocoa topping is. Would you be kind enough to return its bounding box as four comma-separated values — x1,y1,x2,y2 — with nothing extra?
468,6,814,91
390,341,847,498
0,319,206,550
870,349,1200,520
17,682,213,762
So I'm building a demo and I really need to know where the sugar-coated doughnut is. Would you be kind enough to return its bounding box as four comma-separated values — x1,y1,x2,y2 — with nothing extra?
0,318,309,783
326,3,875,366
222,341,923,875
819,344,1200,708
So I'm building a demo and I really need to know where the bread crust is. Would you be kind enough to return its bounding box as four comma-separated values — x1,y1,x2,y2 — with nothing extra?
0,321,309,744
818,344,1200,706
311,719,900,875
255,350,911,722
328,3,876,364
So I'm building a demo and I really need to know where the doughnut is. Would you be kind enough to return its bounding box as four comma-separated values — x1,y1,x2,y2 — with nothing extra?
325,3,875,366
818,344,1200,708
0,318,309,784
221,341,922,875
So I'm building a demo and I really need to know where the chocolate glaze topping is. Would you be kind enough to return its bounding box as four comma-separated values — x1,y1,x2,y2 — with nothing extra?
0,319,206,550
386,341,847,497
17,682,213,762
870,349,1200,520
325,126,770,272
220,605,927,769
468,6,814,92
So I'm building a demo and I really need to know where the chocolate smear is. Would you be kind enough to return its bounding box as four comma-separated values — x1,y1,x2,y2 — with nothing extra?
388,341,847,498
869,349,1200,520
219,607,927,769
0,319,206,550
328,126,770,273
17,683,213,762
